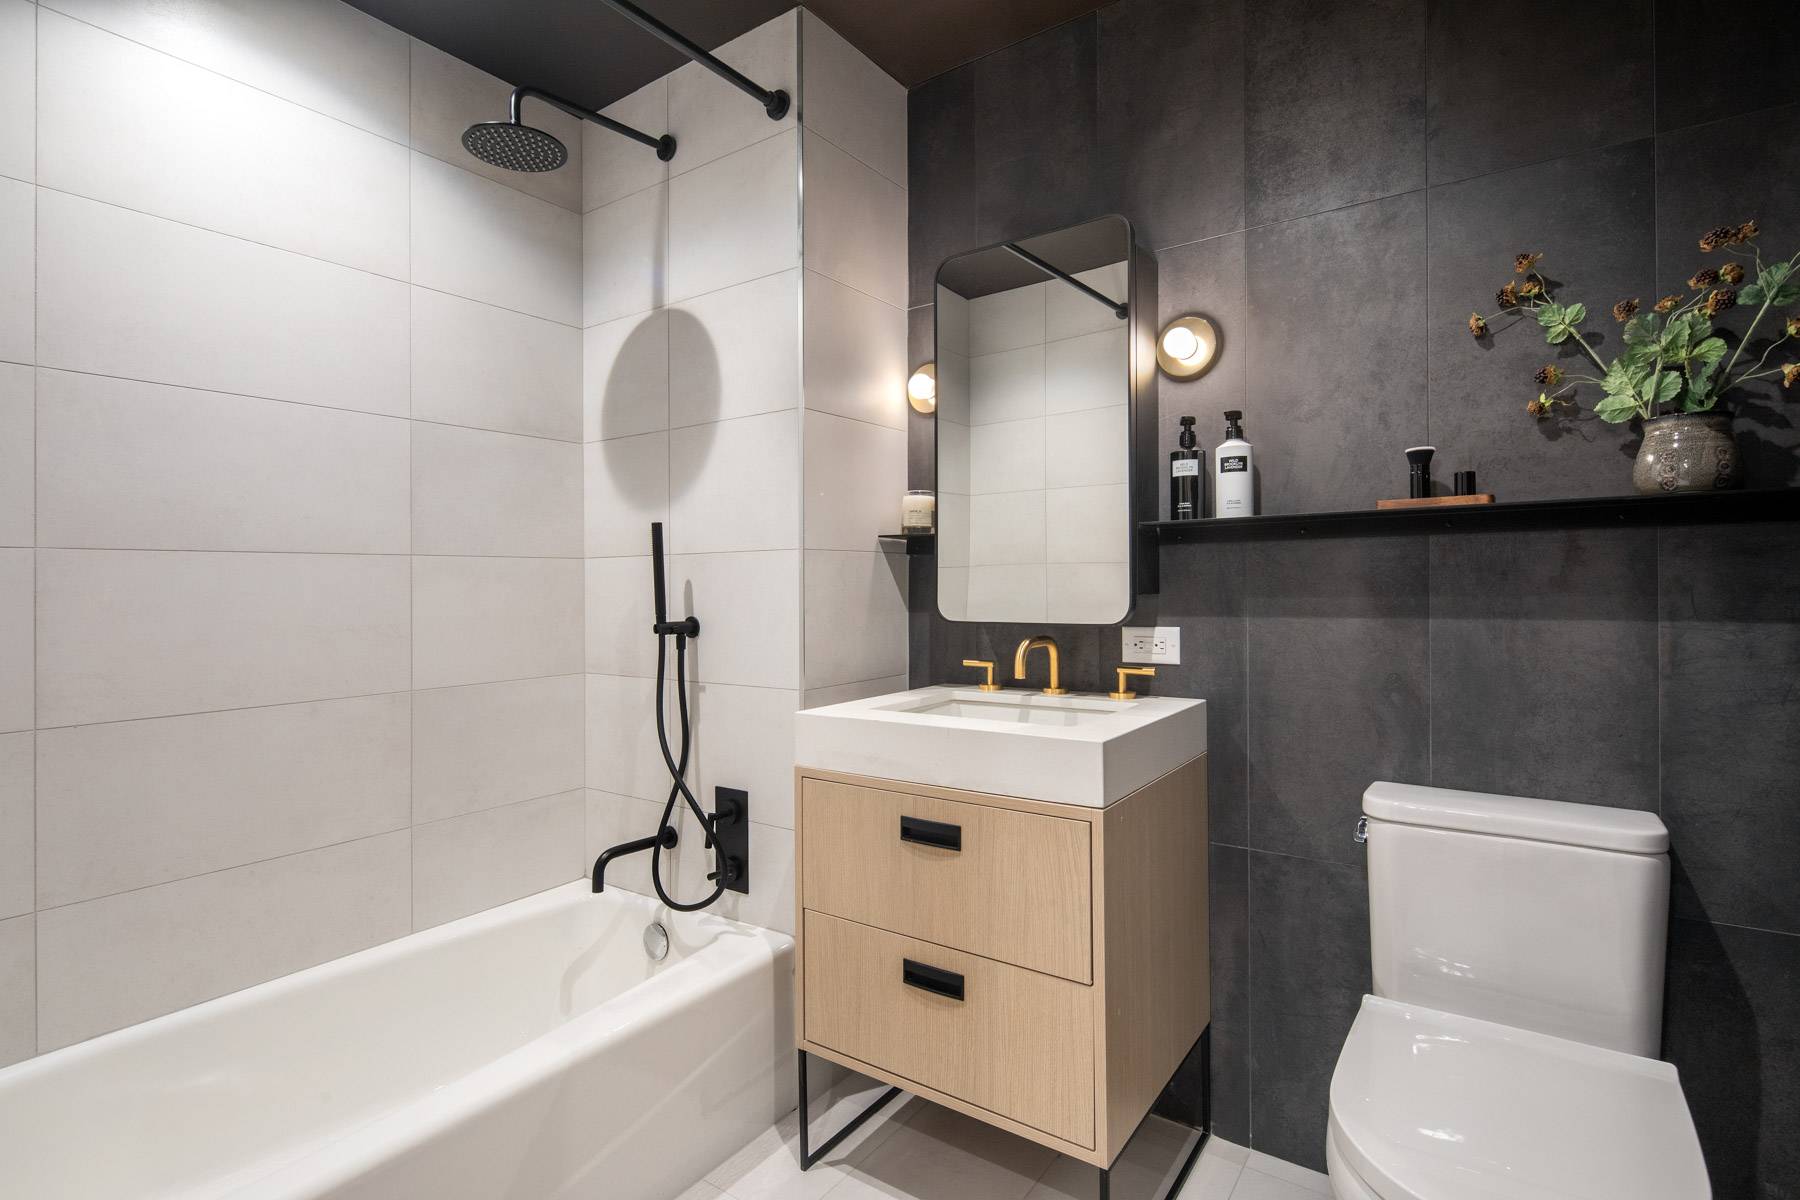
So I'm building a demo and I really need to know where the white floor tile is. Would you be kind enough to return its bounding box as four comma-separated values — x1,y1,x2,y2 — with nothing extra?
703,1074,906,1200
1229,1166,1330,1200
1241,1152,1331,1196
826,1100,1057,1200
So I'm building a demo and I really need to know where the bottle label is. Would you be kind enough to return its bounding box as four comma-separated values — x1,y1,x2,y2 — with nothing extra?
1171,459,1200,477
1220,455,1249,473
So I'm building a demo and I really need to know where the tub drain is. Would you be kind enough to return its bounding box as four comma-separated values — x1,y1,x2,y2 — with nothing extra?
643,922,670,962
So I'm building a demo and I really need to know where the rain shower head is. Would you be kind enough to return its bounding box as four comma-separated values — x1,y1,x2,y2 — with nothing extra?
461,120,569,173
464,85,675,174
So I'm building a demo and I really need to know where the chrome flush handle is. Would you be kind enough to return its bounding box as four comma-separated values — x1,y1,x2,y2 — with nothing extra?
1353,816,1369,844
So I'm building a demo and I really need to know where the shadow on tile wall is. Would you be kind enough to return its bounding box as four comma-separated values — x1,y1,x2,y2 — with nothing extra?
903,0,1800,1185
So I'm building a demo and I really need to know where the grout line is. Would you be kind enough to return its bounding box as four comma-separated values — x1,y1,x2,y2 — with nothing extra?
31,546,584,559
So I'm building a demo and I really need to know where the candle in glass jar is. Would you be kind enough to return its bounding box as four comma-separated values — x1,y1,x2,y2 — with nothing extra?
901,490,936,532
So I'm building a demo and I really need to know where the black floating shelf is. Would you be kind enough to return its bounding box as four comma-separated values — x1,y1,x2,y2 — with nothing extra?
1141,488,1800,542
877,531,936,555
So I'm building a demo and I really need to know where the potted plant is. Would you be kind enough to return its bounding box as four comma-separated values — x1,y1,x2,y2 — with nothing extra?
1466,221,1800,493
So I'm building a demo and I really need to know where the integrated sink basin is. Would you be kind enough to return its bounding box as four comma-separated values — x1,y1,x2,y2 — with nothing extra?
795,685,1206,807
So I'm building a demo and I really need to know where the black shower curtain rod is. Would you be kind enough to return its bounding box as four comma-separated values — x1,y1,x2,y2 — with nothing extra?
600,0,791,120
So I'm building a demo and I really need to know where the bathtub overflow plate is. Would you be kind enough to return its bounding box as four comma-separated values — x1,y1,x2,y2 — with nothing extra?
643,922,670,962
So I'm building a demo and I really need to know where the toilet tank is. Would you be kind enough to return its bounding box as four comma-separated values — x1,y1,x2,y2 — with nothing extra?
1363,782,1670,1057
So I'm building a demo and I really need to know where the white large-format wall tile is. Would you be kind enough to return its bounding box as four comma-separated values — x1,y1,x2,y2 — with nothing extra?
0,915,31,1067
36,370,410,554
36,549,410,727
409,38,581,213
969,418,1045,495
584,672,672,803
0,1,33,183
35,830,410,1051
801,131,906,310
585,433,667,558
1045,263,1130,341
803,411,906,551
36,190,407,416
43,0,409,142
1045,327,1128,414
1046,405,1129,488
38,12,408,278
668,551,799,689
669,269,800,427
583,184,667,327
584,556,658,678
715,819,795,935
0,733,30,920
668,412,800,554
585,78,667,212
412,152,582,326
34,695,410,908
966,564,1047,624
666,10,796,176
1046,562,1131,625
412,556,583,690
802,271,905,430
1046,484,1130,563
413,674,583,822
968,284,1046,356
936,492,968,568
669,131,798,303
584,308,668,441
799,12,906,187
938,412,971,495
803,550,907,690
0,551,28,733
688,683,798,828
0,177,30,365
411,423,582,558
969,345,1046,425
0,364,29,545
411,288,582,441
969,491,1047,566
802,674,908,711
412,791,582,929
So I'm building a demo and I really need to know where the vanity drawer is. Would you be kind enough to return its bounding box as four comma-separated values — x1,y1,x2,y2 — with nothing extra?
800,777,1092,983
803,911,1094,1149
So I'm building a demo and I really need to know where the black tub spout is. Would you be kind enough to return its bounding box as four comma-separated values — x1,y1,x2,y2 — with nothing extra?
592,826,678,892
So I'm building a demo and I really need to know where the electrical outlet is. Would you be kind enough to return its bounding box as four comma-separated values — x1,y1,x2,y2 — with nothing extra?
1121,626,1181,665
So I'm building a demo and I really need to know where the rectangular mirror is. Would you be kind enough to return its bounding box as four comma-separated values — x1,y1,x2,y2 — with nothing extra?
934,216,1146,625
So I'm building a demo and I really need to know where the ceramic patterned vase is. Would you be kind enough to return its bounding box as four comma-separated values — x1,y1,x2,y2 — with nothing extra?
1631,413,1740,494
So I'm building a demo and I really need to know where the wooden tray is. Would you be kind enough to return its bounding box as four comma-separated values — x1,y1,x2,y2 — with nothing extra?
1376,494,1496,509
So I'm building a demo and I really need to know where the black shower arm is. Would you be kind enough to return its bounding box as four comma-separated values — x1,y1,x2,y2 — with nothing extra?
1002,242,1129,320
600,0,791,120
509,85,675,160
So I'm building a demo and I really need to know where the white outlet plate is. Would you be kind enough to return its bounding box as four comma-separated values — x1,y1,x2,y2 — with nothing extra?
1121,626,1181,665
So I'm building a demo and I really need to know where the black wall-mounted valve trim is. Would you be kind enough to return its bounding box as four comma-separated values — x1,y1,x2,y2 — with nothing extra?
899,815,962,851
601,0,791,120
710,787,751,895
902,959,965,1002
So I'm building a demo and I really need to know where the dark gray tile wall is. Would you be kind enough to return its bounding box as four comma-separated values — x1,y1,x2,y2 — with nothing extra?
903,0,1800,1185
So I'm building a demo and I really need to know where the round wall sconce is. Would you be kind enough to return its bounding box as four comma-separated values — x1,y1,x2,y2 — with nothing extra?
907,363,937,413
1156,316,1218,379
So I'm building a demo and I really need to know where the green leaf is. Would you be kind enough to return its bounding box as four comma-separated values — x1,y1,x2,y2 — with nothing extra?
1623,313,1660,347
1691,336,1728,385
1770,281,1800,307
1741,280,1767,307
1594,392,1643,422
1563,302,1587,326
1546,324,1572,344
1536,303,1567,329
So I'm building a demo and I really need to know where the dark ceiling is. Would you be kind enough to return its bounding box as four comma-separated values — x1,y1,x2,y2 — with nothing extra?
346,0,1108,111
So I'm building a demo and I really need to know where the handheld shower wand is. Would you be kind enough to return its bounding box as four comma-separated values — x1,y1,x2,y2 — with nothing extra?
593,523,743,910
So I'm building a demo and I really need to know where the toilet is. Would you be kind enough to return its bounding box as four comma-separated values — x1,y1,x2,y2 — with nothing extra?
1327,782,1712,1200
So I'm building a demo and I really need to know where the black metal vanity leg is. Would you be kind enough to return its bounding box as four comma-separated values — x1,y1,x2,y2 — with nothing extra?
1098,1165,1110,1200
795,1050,903,1170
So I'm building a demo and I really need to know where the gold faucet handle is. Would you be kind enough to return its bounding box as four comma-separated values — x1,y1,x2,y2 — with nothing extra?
962,659,1002,692
1110,665,1156,701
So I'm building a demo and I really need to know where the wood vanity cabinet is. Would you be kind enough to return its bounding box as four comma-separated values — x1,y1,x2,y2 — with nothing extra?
793,756,1209,1167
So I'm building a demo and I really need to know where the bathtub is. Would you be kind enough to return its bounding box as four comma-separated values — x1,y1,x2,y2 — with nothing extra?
0,882,796,1200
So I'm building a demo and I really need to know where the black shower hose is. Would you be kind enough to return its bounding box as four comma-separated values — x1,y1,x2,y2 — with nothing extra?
649,632,725,911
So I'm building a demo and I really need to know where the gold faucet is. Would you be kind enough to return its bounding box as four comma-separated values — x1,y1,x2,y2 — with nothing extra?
1013,637,1068,696
1110,665,1156,701
961,659,1002,692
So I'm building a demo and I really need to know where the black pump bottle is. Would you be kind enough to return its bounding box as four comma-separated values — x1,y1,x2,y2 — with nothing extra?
1170,416,1203,520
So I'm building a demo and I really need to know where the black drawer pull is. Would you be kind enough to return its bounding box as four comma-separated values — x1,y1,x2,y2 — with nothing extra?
902,959,965,1001
899,816,962,851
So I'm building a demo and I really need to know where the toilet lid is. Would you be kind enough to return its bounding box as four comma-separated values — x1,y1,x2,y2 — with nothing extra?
1330,996,1711,1200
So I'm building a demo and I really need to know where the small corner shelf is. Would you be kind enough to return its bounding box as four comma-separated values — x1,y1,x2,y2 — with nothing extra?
1140,487,1800,544
877,531,936,555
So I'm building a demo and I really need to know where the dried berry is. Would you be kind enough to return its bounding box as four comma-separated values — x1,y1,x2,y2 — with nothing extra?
1702,288,1738,318
1732,220,1760,244
1720,262,1745,285
1519,278,1544,298
1612,298,1640,322
1526,395,1550,417
1689,267,1720,290
1535,364,1564,387
1469,312,1490,338
1496,282,1519,308
1654,295,1683,314
1784,363,1800,389
1699,226,1736,253
1514,252,1543,274
1787,315,1800,338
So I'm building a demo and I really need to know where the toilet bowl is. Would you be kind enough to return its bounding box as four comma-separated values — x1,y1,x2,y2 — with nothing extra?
1327,783,1710,1199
